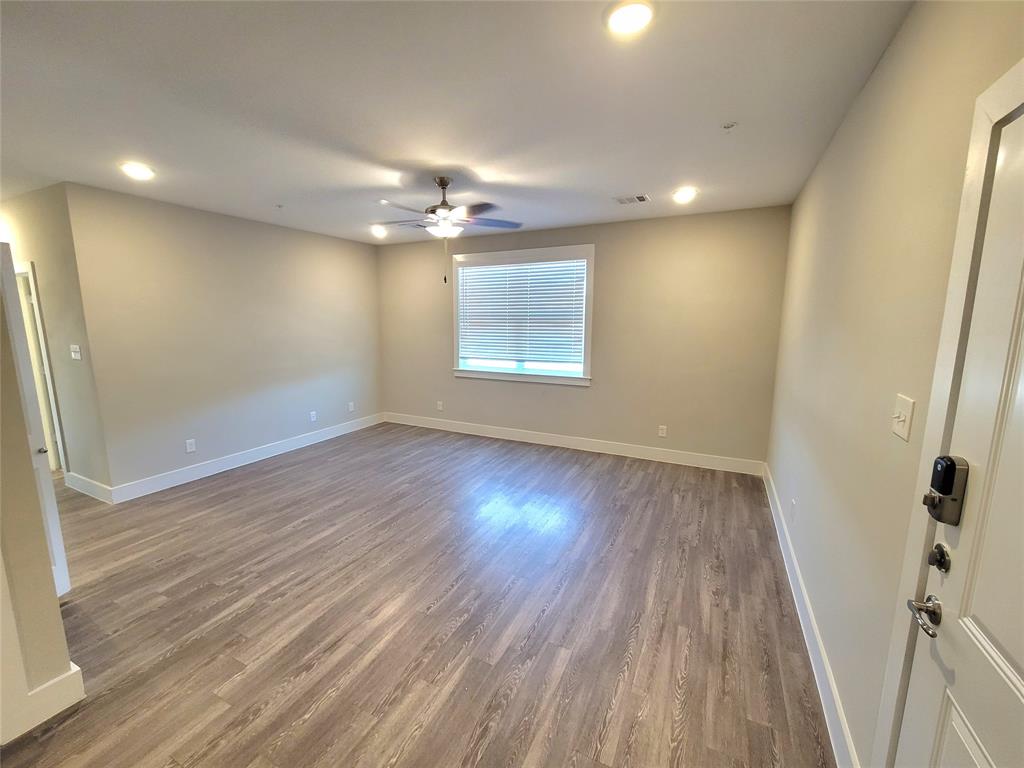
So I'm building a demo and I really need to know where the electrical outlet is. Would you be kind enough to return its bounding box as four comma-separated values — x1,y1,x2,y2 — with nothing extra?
348,401,355,413
657,425,667,438
185,438,196,454
790,498,798,522
436,400,444,412
309,410,318,422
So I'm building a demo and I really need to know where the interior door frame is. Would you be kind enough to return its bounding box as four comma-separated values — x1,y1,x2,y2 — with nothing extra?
1,245,72,596
16,263,67,470
869,58,1024,768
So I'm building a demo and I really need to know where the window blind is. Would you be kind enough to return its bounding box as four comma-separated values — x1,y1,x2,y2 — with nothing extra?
457,259,588,366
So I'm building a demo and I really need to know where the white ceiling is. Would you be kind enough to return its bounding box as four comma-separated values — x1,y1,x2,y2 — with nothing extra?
1,1,909,244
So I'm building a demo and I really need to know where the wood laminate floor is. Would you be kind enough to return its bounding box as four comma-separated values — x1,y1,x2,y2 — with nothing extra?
2,424,835,768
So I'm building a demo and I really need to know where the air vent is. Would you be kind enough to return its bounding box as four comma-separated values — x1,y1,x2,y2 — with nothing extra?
615,194,651,205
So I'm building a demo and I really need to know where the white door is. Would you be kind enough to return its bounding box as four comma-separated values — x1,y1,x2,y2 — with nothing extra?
895,67,1024,767
1,245,71,595
16,268,64,471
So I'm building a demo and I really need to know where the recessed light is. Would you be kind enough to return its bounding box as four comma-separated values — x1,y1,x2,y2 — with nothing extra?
378,199,389,205
607,1,654,36
672,186,698,204
370,224,388,239
119,161,155,181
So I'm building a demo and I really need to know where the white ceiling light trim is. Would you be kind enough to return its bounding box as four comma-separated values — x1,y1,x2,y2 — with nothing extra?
119,161,155,181
672,185,698,204
607,1,654,37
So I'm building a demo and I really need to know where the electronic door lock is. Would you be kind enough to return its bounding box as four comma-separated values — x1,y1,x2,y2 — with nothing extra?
922,455,968,526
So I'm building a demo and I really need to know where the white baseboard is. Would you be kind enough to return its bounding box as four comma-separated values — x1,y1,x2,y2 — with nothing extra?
66,415,383,505
1,662,84,745
380,412,765,475
64,472,114,504
110,414,383,503
763,464,858,768
66,412,762,506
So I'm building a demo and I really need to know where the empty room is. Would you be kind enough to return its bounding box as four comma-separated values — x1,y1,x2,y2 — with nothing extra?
1,2,1021,767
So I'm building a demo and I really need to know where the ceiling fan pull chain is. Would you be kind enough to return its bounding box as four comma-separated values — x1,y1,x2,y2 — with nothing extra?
442,237,450,285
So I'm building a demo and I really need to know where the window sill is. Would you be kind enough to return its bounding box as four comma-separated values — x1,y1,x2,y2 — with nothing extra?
453,368,592,387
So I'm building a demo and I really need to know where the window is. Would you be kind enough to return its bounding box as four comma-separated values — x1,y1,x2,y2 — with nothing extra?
453,245,594,385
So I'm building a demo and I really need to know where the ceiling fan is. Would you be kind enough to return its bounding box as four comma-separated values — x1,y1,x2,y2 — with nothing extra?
376,176,522,238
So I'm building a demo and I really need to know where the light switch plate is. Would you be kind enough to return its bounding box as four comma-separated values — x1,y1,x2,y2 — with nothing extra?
891,394,915,442
70,344,81,360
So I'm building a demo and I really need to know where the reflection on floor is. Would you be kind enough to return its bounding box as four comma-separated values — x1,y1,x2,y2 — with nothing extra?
1,423,835,768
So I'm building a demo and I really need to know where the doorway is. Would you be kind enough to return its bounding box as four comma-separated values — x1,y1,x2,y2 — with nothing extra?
13,264,65,473
2,247,71,596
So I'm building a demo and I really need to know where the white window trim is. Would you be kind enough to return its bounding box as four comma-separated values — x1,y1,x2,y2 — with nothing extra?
451,244,594,386
452,368,592,387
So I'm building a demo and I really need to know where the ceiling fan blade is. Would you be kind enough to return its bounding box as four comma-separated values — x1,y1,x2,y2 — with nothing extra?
377,219,424,225
382,201,427,215
463,202,496,217
465,217,522,229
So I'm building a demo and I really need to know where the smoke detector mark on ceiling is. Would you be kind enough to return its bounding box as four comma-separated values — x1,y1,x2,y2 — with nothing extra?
616,194,651,205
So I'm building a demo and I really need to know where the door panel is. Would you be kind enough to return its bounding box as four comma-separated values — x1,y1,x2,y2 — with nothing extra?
965,326,1022,677
935,693,994,768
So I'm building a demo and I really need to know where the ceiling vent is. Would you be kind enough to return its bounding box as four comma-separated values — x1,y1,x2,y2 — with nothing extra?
616,194,651,205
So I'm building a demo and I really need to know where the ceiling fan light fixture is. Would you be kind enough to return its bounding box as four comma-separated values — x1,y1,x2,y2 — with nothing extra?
427,221,463,239
607,0,654,37
393,177,519,237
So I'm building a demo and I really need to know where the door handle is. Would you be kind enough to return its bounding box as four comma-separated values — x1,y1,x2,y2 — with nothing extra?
907,594,942,638
37,447,48,454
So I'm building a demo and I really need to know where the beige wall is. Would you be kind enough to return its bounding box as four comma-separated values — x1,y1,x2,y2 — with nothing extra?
378,206,790,461
61,184,380,486
1,186,111,484
766,2,1024,762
